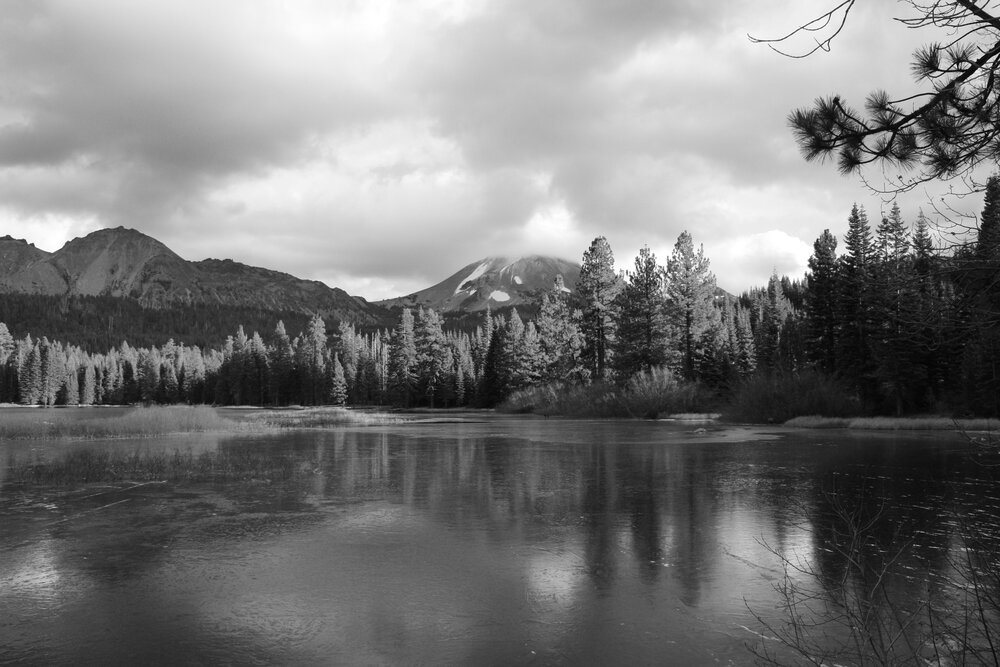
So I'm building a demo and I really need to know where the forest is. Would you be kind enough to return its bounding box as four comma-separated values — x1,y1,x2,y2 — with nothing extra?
1,179,999,418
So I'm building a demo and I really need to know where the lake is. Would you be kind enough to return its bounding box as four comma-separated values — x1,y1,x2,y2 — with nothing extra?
2,412,999,665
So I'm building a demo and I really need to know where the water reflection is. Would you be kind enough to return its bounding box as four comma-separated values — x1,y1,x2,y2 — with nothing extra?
2,419,999,665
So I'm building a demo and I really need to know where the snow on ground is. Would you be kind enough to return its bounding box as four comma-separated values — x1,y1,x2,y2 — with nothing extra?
454,260,492,295
489,290,510,302
513,275,523,285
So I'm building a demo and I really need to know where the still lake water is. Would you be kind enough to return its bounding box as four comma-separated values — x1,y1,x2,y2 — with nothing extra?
2,412,999,665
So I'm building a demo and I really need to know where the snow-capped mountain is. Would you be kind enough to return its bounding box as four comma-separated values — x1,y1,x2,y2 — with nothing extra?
378,256,580,314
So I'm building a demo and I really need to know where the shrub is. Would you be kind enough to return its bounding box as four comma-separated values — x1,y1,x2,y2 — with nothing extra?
725,370,858,424
499,368,714,419
618,366,711,418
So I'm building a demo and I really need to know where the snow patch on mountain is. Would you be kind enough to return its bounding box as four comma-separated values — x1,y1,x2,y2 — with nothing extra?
489,290,510,302
513,275,522,285
454,260,491,295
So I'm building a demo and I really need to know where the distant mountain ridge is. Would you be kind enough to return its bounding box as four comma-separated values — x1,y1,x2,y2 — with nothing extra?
0,228,582,330
0,227,383,324
377,255,580,314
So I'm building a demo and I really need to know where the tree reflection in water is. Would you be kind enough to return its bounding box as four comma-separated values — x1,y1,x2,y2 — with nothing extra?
4,420,1000,665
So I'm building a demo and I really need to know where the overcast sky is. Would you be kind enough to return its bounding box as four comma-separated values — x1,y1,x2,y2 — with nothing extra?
0,1,962,298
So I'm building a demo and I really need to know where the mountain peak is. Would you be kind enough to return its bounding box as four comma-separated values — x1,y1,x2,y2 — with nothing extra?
0,227,383,323
379,254,580,313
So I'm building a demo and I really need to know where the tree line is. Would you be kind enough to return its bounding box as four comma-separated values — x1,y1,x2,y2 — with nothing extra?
2,182,999,415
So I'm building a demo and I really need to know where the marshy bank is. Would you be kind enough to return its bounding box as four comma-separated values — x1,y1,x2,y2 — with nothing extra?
1,405,403,486
499,369,1000,439
0,404,401,441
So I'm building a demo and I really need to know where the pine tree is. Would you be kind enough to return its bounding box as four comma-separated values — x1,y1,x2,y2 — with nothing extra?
959,179,1000,414
330,353,348,406
578,236,622,381
80,363,97,405
912,211,935,281
61,358,80,406
180,347,207,404
299,314,328,405
514,321,544,389
388,308,418,406
336,321,359,401
0,322,13,366
757,272,792,372
19,338,42,405
977,174,1000,262
161,362,180,403
806,229,839,373
734,304,758,377
837,204,877,407
665,231,719,381
614,245,670,379
870,204,916,413
415,308,448,407
246,332,269,406
536,275,585,383
138,348,161,404
268,320,295,406
0,323,15,403
481,323,509,406
875,202,910,266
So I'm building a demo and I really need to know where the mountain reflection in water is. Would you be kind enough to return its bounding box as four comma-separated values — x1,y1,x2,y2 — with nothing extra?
1,416,998,665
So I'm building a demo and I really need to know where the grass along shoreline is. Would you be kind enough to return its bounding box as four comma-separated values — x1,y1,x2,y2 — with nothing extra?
783,415,1000,432
0,405,401,441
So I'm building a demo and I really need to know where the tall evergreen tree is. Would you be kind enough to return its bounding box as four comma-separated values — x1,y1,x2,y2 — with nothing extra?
836,204,877,407
268,320,295,406
18,338,42,405
977,174,1000,262
875,202,909,266
330,353,348,406
578,236,622,381
871,204,915,414
80,363,97,405
806,229,839,373
665,231,719,381
756,272,792,373
336,322,360,401
299,314,328,405
614,245,670,379
415,308,448,408
960,178,1000,414
514,321,544,389
388,308,418,406
536,275,585,383
0,322,13,366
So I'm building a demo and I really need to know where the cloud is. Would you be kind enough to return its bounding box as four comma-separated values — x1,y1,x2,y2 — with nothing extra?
710,230,813,295
0,0,962,299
